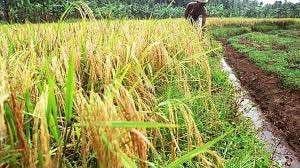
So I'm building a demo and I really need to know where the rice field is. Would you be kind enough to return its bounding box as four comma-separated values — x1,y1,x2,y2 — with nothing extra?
1,18,299,167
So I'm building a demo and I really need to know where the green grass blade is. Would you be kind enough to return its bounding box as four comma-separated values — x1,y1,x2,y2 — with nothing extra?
59,3,73,22
47,75,60,143
24,88,32,142
114,65,131,90
120,152,138,168
4,103,17,143
77,121,178,129
65,50,75,122
166,129,234,168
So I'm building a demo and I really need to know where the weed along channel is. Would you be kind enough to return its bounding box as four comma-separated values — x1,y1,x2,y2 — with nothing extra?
215,20,300,167
221,58,300,167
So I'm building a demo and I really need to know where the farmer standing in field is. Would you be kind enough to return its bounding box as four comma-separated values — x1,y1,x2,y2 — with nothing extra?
185,0,208,31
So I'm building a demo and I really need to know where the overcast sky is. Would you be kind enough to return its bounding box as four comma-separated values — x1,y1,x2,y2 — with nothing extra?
258,0,299,4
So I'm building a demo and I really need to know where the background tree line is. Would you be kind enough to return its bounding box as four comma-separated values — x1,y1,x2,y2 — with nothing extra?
1,0,299,23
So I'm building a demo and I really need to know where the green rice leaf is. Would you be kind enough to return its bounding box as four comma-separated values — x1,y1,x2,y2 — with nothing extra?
47,75,61,143
120,152,138,168
24,88,32,141
4,104,17,143
65,49,75,122
166,129,234,168
76,121,178,129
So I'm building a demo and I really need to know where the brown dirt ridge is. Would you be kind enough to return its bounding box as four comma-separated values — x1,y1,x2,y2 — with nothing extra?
221,40,300,157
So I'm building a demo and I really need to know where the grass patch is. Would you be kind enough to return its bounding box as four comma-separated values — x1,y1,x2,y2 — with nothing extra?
229,30,300,89
209,25,251,39
251,24,279,32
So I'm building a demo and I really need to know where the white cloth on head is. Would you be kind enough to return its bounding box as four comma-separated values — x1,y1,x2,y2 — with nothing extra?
196,0,208,3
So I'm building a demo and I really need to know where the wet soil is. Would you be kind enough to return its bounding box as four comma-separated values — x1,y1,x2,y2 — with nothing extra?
221,39,300,158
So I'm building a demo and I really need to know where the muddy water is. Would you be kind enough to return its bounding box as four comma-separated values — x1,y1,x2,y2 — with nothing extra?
221,58,300,168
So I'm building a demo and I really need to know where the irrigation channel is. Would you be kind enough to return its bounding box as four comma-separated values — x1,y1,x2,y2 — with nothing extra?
220,50,300,167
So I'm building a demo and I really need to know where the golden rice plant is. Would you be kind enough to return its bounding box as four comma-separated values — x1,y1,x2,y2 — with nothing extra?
3,10,299,166
0,18,229,167
10,3,293,165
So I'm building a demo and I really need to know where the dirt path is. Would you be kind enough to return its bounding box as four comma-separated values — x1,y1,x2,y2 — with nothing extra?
221,40,300,158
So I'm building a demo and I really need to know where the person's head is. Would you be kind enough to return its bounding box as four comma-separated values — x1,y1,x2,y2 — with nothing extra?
196,0,207,6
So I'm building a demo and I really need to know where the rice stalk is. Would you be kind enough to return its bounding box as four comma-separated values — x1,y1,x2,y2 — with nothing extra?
0,57,9,145
0,17,266,167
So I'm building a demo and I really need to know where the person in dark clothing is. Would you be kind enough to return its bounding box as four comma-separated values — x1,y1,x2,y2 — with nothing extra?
185,0,208,31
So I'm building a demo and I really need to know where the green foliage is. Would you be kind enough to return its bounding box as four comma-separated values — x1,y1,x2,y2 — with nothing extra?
208,20,297,39
0,0,185,23
155,37,274,167
167,130,233,168
229,31,300,89
287,22,300,29
94,3,184,19
77,121,178,128
65,49,76,123
47,75,61,143
209,26,251,39
0,0,68,23
207,0,300,18
0,0,300,23
251,24,279,32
